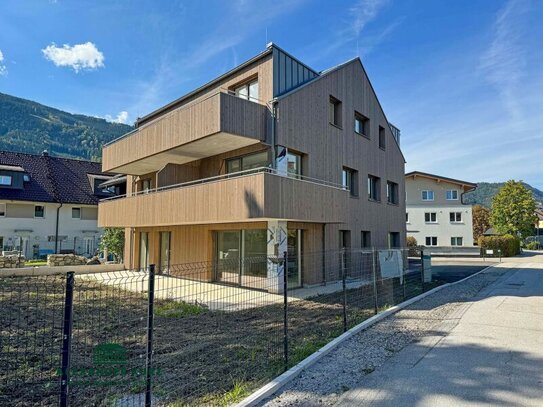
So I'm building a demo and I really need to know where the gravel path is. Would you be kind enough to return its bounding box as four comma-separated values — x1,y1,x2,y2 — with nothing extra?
258,265,512,407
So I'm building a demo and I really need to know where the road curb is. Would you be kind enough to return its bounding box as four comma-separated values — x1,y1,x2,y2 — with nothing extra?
234,264,497,407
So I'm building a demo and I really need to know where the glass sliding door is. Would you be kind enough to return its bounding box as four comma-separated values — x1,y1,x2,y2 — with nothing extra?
241,230,267,289
216,231,241,285
159,232,171,274
139,232,149,270
287,230,302,288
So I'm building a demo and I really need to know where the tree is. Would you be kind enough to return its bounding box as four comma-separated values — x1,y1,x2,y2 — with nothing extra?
99,228,125,262
490,180,537,239
472,204,491,242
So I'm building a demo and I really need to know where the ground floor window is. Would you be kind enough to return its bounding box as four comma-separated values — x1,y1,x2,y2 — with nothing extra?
139,232,149,270
361,230,371,248
425,236,438,246
388,232,400,248
451,237,463,246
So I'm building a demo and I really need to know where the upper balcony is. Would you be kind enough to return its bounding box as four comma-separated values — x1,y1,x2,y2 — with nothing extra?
102,91,269,175
97,168,349,227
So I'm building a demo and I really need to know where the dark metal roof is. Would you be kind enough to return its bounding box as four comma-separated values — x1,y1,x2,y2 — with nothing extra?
0,150,111,205
405,171,477,189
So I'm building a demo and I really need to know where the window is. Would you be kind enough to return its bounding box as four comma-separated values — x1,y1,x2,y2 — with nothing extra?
286,152,302,178
425,212,437,223
23,174,30,182
354,112,369,137
451,237,463,246
368,175,380,201
234,79,259,102
422,190,434,201
34,205,45,218
450,212,462,223
388,232,400,248
406,213,409,223
72,207,81,219
141,179,151,193
226,151,269,173
379,126,386,149
0,175,12,186
329,96,342,127
387,181,399,204
361,231,371,248
425,236,438,246
446,190,459,200
0,203,5,217
342,167,358,197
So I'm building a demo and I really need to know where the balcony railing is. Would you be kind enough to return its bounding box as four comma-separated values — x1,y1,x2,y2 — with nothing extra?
100,167,348,202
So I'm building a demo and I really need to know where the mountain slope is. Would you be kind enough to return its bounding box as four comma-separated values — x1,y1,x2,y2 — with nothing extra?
464,182,543,208
0,92,132,161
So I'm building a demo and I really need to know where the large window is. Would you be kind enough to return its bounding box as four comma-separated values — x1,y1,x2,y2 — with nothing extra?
329,96,342,127
234,79,259,102
451,237,463,246
450,212,462,223
379,126,386,149
226,151,269,174
425,212,437,223
368,175,380,201
422,190,434,201
287,152,302,178
342,167,358,197
354,112,369,137
387,181,399,204
446,190,459,200
34,205,45,218
0,175,12,186
425,236,438,246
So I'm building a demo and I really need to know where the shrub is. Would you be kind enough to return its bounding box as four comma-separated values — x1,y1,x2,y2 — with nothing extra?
406,236,418,247
478,234,521,257
526,241,541,250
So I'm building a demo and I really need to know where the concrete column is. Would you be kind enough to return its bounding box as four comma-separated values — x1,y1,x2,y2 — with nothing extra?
276,146,288,176
267,220,288,293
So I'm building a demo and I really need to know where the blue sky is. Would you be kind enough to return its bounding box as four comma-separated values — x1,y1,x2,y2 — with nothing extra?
0,0,542,188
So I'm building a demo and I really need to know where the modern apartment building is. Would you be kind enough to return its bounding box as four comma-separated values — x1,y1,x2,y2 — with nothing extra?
405,171,477,248
98,43,406,291
0,150,122,258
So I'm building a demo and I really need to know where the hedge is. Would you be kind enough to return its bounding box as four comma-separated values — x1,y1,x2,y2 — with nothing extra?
478,234,521,257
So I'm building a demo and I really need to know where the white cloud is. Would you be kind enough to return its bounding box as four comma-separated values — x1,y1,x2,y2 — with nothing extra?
350,0,389,37
42,42,105,73
0,49,7,76
105,111,129,124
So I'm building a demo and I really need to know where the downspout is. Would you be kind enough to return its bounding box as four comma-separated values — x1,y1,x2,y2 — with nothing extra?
270,100,277,169
54,202,63,254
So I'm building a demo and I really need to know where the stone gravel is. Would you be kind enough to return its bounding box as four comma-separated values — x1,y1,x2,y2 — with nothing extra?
257,265,511,407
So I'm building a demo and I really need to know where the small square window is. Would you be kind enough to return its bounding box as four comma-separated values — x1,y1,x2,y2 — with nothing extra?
451,237,463,246
354,112,369,137
425,236,438,246
389,232,400,248
425,212,437,223
449,212,462,222
446,190,458,200
34,205,45,218
72,208,81,219
329,96,342,127
379,126,386,149
422,190,434,201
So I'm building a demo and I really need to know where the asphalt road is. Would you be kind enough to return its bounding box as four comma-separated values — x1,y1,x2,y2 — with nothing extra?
430,263,488,283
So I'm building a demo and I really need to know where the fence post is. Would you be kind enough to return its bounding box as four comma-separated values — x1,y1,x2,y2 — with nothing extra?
420,249,425,293
60,271,75,407
402,256,406,301
145,264,156,407
283,251,288,371
342,250,347,332
371,248,378,314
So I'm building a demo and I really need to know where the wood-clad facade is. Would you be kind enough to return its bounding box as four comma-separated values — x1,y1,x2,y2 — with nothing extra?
98,43,406,289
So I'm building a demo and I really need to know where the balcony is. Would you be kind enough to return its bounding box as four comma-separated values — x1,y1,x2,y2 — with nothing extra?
97,168,349,227
102,91,269,175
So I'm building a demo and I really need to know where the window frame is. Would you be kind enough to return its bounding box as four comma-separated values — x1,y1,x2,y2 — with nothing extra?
425,236,438,246
451,237,464,246
424,212,437,223
449,212,462,223
354,111,369,138
225,150,269,174
72,207,82,219
422,190,434,201
34,205,45,219
361,230,371,248
378,125,386,149
286,151,302,178
0,175,13,186
387,181,399,205
342,167,358,197
233,78,259,102
368,175,381,202
446,190,459,200
329,95,342,128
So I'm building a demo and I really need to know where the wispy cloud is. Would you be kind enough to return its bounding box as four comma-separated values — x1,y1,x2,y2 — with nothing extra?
105,111,129,124
350,0,389,37
42,42,105,72
0,49,7,76
479,0,529,119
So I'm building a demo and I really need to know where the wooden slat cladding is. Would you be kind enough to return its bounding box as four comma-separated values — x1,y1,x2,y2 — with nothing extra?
102,92,268,173
97,173,349,228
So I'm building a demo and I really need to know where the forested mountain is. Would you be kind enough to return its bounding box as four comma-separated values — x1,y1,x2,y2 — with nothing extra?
464,182,543,208
0,92,132,161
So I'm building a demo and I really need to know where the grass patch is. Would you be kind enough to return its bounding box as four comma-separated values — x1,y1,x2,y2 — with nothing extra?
154,299,207,318
25,260,48,266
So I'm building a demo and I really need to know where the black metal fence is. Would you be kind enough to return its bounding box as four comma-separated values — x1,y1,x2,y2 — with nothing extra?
0,248,433,406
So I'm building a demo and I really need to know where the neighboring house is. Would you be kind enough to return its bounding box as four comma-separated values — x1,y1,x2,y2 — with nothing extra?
98,43,406,291
0,150,123,259
405,171,477,249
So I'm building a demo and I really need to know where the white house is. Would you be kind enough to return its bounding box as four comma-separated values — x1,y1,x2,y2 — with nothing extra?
405,171,477,249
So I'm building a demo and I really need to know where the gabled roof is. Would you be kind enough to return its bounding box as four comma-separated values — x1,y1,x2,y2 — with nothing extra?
0,150,111,205
405,171,477,190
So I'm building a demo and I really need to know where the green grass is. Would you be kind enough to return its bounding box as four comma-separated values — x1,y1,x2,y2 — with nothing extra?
154,300,207,318
25,260,47,266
